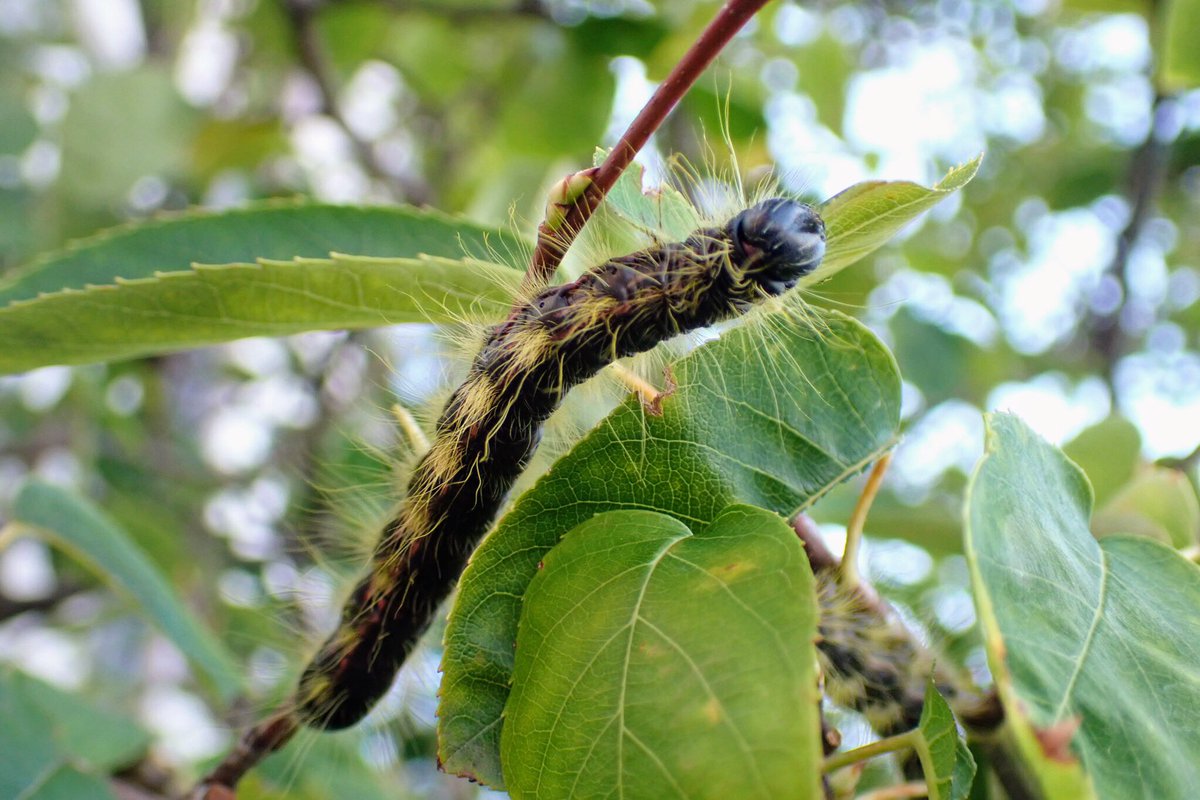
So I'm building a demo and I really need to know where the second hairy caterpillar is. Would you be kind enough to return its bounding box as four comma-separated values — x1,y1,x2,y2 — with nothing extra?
293,198,827,731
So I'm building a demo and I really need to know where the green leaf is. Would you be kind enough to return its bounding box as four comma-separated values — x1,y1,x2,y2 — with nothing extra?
1062,416,1142,507
566,14,671,59
20,768,117,800
1093,466,1200,548
0,88,37,155
915,680,976,800
242,731,398,800
965,413,1200,800
11,482,242,702
1161,0,1200,90
811,156,981,281
597,153,702,242
791,33,853,136
498,37,613,156
502,506,821,800
8,671,150,772
58,67,194,210
0,668,147,800
439,309,901,787
1063,0,1149,13
0,202,523,306
0,253,521,373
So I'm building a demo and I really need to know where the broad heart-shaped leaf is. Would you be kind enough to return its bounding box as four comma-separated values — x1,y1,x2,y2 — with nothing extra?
11,481,242,703
439,309,900,788
811,156,981,280
0,254,521,374
915,680,975,800
0,202,526,373
502,507,821,800
965,413,1200,800
0,668,148,800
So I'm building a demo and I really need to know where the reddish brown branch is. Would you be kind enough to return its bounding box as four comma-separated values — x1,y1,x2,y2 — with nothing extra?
524,0,774,290
193,712,298,798
191,3,774,793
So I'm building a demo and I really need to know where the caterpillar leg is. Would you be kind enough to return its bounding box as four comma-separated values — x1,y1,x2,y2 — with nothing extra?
609,362,678,416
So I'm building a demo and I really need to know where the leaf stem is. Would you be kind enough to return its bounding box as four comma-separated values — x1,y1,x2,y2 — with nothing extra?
839,451,892,590
823,729,920,774
857,782,932,800
524,0,774,290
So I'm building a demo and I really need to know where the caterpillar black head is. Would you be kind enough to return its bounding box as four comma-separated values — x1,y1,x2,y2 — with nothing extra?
727,198,826,296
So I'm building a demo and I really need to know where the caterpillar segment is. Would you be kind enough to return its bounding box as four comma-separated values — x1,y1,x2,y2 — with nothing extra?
814,571,939,735
295,198,827,730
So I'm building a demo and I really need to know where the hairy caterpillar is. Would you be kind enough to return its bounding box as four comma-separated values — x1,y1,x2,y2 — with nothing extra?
814,570,940,735
293,198,827,730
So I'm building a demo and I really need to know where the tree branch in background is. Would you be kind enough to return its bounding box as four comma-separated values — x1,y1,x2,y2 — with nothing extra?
524,0,774,290
1088,92,1177,383
282,0,431,203
0,582,82,622
374,0,550,22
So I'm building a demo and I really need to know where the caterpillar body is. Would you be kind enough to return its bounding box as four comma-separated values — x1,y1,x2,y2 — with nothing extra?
814,570,937,735
295,198,828,730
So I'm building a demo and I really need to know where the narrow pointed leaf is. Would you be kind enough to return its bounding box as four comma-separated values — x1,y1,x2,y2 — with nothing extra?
812,156,981,279
0,202,526,373
0,203,523,305
12,482,242,702
0,254,521,373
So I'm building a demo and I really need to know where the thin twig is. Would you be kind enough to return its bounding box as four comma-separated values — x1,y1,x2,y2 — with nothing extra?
791,513,840,572
1088,92,1176,383
282,0,429,202
840,451,892,590
193,3,776,793
374,0,550,21
857,781,931,800
823,729,919,774
193,711,299,797
523,0,773,290
0,582,82,622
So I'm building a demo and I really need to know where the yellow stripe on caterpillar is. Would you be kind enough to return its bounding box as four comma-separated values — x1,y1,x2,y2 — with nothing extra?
293,198,828,731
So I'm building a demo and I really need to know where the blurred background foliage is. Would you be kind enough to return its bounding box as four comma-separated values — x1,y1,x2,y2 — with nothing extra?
0,0,1198,797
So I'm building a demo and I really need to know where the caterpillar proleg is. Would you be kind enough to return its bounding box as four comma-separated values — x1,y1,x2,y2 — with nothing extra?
295,198,827,730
